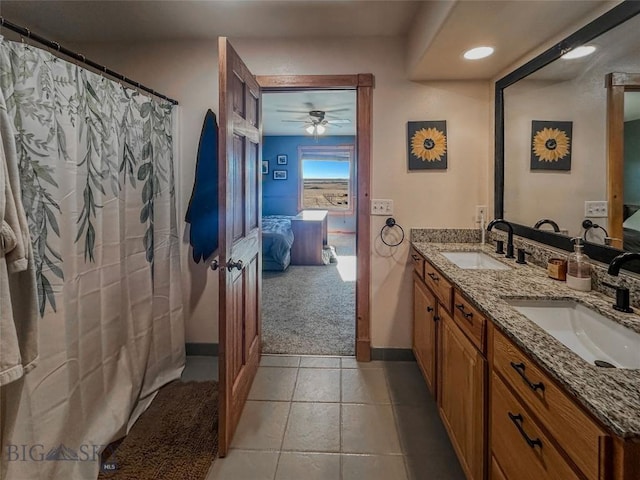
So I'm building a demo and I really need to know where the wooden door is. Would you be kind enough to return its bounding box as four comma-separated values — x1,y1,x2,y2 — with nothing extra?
413,277,437,395
438,312,486,480
218,38,262,457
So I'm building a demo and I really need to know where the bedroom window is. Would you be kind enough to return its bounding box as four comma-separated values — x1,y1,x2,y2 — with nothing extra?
299,145,354,212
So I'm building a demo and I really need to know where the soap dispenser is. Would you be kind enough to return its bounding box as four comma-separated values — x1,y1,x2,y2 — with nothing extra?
566,237,592,291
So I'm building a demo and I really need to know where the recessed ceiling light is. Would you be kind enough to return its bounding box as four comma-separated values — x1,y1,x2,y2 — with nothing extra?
561,45,596,59
463,46,494,60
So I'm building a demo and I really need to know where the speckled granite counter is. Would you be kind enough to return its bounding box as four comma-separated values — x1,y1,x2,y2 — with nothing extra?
412,241,640,440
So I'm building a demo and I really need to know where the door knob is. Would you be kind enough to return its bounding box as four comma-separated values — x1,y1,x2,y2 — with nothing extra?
210,259,219,270
226,259,244,271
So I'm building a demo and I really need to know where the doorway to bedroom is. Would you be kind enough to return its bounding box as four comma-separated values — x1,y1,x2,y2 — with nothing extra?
260,89,357,356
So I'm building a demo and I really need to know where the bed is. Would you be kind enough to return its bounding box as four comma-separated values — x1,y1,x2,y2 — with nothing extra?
262,215,295,271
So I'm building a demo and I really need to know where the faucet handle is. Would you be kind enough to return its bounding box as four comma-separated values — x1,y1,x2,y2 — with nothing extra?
495,240,504,254
516,248,531,265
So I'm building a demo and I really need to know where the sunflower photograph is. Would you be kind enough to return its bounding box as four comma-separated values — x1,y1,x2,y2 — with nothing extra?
408,121,448,170
530,120,572,171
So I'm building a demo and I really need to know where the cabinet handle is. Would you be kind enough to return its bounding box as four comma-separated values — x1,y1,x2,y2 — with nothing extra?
510,362,545,392
508,412,543,449
427,272,439,282
426,306,434,312
411,254,420,261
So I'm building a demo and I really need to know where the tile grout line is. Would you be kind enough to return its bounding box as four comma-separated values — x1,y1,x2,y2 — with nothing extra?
339,364,344,480
273,361,300,480
382,364,412,480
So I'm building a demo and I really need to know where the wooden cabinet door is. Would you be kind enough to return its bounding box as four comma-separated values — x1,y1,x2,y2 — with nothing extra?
413,276,437,395
439,312,486,480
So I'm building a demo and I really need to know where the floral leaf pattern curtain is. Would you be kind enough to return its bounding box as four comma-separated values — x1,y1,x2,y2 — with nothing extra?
0,41,175,314
0,40,184,480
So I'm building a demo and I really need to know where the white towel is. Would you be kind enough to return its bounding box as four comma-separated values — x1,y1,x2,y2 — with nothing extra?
0,88,39,386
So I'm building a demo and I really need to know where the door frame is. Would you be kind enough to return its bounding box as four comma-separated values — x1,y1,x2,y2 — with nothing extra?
257,74,374,361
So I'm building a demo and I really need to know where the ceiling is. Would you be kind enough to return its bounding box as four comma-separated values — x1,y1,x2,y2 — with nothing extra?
0,0,614,81
263,90,356,136
408,0,608,80
0,0,422,42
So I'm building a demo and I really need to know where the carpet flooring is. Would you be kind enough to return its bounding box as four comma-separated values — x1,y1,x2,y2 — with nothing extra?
262,233,356,356
98,381,218,480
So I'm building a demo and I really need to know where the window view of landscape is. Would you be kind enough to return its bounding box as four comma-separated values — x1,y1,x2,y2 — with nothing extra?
302,159,350,210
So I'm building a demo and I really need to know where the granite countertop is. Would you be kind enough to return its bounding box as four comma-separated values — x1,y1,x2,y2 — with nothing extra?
411,241,640,439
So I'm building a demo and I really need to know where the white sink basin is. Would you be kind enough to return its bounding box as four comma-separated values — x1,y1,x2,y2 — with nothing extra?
506,299,640,369
441,251,510,270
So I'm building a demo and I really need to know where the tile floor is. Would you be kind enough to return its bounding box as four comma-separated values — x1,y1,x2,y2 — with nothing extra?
186,354,465,480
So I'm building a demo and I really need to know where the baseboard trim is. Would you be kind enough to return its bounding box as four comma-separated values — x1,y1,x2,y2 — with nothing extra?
185,343,218,356
356,339,371,362
371,348,415,361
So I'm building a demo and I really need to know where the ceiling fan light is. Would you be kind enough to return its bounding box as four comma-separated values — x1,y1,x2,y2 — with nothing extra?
316,124,326,135
306,125,315,134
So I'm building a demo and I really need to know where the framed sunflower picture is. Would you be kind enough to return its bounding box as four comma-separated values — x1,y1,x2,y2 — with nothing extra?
530,120,572,171
408,121,448,170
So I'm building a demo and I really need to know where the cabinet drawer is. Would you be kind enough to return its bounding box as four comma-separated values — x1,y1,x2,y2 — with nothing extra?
453,291,486,353
410,247,425,280
491,372,581,480
424,260,453,312
493,329,609,480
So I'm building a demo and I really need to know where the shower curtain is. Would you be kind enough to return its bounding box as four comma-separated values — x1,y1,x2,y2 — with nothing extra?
0,39,185,480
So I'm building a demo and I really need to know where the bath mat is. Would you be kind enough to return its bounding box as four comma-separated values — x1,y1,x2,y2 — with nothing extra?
98,380,218,480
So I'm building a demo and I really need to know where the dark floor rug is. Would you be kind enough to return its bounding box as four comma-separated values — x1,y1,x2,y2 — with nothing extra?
98,381,218,480
262,233,356,355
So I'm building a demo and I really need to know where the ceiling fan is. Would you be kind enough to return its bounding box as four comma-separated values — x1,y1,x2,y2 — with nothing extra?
279,103,351,136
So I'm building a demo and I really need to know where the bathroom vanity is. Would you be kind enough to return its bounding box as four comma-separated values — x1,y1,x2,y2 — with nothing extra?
410,238,640,480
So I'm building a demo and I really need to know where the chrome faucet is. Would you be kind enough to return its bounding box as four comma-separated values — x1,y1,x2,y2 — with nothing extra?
533,218,560,232
487,219,515,259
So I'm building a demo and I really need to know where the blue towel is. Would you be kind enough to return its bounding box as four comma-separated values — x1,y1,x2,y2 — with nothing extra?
185,109,219,263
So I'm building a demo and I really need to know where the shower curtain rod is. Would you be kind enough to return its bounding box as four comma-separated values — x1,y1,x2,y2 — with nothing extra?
0,17,179,105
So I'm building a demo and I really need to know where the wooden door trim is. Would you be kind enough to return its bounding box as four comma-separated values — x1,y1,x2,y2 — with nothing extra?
606,72,640,250
258,74,374,361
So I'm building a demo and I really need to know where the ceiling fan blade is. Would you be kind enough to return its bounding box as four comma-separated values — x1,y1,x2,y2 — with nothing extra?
276,109,310,113
327,119,351,124
281,120,309,123
323,107,351,113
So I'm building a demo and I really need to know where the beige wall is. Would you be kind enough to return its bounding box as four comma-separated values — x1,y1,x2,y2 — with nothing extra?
78,36,491,348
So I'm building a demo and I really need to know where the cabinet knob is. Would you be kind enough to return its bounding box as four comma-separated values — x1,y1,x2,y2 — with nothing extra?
426,306,434,313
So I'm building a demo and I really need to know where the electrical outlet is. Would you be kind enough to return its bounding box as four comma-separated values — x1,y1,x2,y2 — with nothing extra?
475,205,488,222
371,199,394,215
584,201,608,218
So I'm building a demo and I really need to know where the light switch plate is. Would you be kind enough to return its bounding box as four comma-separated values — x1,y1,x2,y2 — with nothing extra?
371,199,394,215
585,201,608,218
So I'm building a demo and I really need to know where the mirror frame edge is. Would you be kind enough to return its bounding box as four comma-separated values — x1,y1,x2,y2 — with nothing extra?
494,1,640,273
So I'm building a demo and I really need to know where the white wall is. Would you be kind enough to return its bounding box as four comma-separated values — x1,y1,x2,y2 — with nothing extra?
78,36,491,348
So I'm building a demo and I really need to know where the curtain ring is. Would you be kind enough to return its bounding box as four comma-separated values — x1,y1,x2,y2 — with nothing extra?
26,28,31,38
53,41,61,52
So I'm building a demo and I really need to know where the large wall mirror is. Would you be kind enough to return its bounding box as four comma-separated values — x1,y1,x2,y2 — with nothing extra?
495,1,640,272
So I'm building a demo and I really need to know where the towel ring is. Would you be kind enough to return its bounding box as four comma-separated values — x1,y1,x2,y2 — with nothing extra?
380,217,404,247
